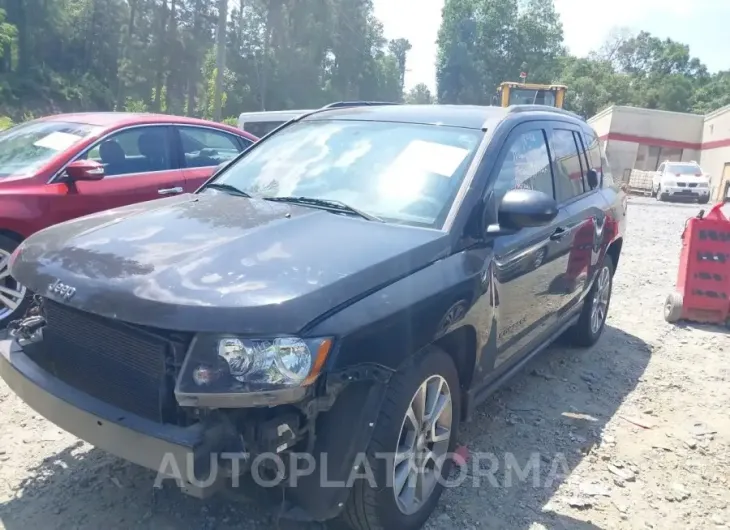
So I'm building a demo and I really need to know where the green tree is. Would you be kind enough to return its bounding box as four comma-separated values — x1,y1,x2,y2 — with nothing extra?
405,83,434,104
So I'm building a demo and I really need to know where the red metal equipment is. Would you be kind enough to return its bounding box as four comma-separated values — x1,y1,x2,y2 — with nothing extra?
664,203,730,325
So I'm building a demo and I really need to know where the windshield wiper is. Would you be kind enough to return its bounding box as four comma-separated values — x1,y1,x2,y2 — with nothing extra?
204,183,251,197
263,196,383,222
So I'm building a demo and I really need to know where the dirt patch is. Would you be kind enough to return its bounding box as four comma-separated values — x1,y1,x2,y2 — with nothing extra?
1,198,729,530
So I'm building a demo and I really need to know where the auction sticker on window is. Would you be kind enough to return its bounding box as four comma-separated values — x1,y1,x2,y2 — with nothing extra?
391,140,470,178
33,131,85,151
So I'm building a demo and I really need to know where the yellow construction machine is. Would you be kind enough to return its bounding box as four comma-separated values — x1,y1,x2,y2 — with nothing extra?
497,82,567,109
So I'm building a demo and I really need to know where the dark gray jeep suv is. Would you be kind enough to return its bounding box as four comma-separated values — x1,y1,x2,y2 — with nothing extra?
1,102,626,530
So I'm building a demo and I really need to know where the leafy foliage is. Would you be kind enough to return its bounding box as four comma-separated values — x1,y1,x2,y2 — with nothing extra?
0,0,411,121
0,0,726,122
436,1,729,117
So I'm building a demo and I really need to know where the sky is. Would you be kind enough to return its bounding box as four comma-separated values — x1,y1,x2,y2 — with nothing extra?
372,0,730,93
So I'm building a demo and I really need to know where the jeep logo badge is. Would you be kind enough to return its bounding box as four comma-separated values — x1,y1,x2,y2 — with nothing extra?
48,279,76,301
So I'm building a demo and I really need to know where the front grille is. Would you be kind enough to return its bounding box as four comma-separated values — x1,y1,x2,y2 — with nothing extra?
30,300,186,423
688,183,698,188
677,182,687,187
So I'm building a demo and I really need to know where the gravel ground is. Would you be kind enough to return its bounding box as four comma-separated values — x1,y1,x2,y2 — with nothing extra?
1,197,729,530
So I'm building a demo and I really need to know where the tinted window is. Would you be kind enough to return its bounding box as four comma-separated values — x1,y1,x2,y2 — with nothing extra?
206,120,482,228
86,126,172,176
493,129,554,199
549,129,585,202
243,121,286,138
178,127,244,168
583,130,603,179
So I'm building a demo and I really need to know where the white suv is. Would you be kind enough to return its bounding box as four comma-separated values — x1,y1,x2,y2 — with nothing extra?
652,161,711,204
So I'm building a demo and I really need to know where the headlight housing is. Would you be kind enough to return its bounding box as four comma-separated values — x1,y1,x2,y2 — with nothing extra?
175,334,333,399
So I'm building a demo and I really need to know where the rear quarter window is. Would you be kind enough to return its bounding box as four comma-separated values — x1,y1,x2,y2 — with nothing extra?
583,129,615,188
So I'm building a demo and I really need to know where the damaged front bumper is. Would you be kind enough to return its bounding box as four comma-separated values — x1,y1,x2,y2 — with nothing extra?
0,338,237,498
0,337,393,521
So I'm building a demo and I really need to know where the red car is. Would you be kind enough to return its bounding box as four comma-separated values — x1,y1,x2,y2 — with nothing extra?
0,112,257,326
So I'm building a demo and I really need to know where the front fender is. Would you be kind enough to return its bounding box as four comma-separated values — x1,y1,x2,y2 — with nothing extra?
0,195,45,239
306,249,486,372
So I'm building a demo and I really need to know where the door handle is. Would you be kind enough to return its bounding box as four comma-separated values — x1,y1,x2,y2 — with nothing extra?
158,187,183,195
550,227,568,241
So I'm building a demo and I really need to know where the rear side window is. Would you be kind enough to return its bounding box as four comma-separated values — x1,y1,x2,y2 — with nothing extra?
178,126,244,168
583,129,615,187
548,128,585,203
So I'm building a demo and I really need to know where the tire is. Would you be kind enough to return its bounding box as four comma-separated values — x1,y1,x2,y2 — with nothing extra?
0,235,31,329
565,255,615,348
699,196,710,205
336,346,461,530
664,292,683,323
655,186,663,201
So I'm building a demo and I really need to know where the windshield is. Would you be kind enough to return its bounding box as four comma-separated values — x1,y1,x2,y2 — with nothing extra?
0,120,99,178
508,88,557,107
666,163,702,175
203,119,482,228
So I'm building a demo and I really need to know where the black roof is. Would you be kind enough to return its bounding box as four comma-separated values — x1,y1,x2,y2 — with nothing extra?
302,104,508,130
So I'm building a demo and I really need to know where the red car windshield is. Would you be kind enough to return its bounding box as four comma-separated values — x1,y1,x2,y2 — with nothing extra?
0,120,100,178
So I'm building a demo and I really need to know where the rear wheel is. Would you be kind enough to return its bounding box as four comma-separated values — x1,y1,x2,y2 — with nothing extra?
0,235,30,329
337,346,460,530
564,255,614,348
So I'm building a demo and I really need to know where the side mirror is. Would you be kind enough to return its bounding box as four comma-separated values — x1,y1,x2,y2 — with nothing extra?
65,159,105,181
586,169,599,190
489,189,558,234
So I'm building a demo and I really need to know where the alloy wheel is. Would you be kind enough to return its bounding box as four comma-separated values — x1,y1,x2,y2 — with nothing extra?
590,265,611,334
392,374,453,516
0,248,26,322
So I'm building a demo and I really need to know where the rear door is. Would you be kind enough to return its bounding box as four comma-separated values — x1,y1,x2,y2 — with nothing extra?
79,125,186,210
174,125,254,192
546,124,609,316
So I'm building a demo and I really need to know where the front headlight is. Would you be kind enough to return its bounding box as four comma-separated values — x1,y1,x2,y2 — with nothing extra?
175,334,333,398
698,182,708,188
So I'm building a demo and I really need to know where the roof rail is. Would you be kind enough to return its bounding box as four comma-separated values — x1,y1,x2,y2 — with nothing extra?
322,101,400,109
506,104,583,120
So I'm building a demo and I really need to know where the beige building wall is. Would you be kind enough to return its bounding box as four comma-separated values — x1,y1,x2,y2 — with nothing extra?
699,105,730,200
609,106,704,144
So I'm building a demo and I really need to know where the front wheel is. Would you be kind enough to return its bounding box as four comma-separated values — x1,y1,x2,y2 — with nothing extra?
698,196,710,205
337,346,460,530
565,255,615,347
0,235,31,329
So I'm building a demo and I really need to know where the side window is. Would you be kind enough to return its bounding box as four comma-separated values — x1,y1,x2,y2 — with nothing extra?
549,128,585,203
239,137,254,151
85,126,172,177
493,128,554,200
583,129,612,187
572,131,591,190
178,127,244,168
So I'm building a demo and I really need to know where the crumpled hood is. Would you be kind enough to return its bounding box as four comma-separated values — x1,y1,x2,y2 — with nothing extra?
11,192,449,334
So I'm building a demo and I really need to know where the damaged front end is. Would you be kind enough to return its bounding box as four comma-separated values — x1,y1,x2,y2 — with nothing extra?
4,298,392,521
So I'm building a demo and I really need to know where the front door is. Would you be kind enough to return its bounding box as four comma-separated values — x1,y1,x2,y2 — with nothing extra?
78,125,186,210
175,125,253,192
489,122,568,368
